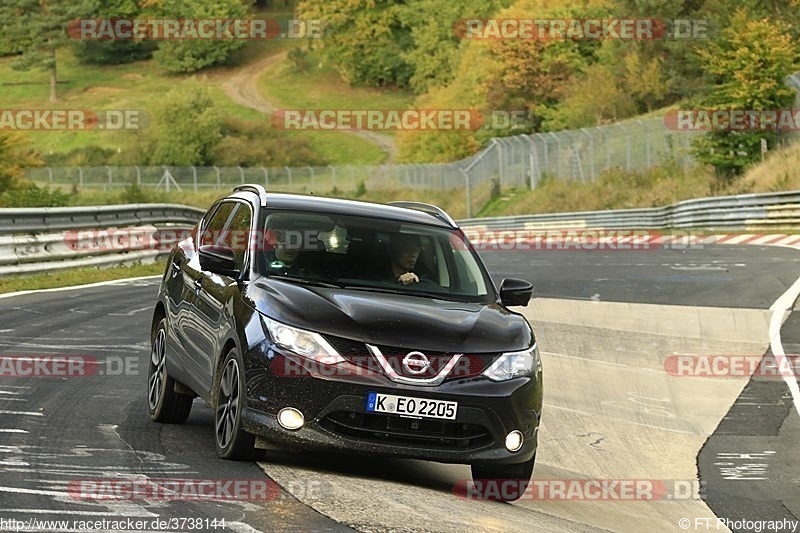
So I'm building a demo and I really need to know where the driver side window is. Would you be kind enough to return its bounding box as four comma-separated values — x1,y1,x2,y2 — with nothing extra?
200,202,252,271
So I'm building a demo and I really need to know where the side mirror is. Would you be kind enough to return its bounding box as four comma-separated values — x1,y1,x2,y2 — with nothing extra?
499,278,533,307
199,245,239,277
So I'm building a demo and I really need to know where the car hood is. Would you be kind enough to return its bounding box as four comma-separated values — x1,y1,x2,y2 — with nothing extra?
244,278,532,353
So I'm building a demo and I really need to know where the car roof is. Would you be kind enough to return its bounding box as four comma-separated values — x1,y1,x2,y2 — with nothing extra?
228,190,457,229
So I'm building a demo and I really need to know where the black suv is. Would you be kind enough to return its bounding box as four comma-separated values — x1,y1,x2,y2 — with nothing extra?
148,185,542,499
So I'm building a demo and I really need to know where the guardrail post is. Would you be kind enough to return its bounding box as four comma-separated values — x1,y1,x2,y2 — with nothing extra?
106,166,112,190
582,129,596,180
135,165,141,186
624,124,631,170
161,165,170,192
192,166,198,193
261,166,269,188
214,166,220,191
308,166,314,187
78,167,84,188
527,136,538,188
461,169,472,218
542,134,550,172
495,140,504,185
47,167,53,184
238,166,245,185
329,165,336,188
286,167,292,188
638,120,651,168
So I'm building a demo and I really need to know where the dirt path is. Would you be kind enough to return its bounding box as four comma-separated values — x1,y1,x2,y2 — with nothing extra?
213,50,397,163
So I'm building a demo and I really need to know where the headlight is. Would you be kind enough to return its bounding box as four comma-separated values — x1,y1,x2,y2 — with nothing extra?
483,344,541,382
262,316,345,365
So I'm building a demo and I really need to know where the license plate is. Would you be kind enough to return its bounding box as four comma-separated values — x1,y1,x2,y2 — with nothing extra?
366,392,457,420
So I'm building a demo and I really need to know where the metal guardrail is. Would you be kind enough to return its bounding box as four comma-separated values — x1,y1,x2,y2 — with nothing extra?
0,204,204,276
457,191,800,233
0,190,798,276
0,204,205,235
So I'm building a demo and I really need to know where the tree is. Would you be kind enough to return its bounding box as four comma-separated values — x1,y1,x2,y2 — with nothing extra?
152,0,249,73
0,0,97,102
297,0,413,87
623,48,669,112
542,64,634,130
0,132,43,194
397,0,512,94
140,82,223,165
692,9,797,179
72,0,155,65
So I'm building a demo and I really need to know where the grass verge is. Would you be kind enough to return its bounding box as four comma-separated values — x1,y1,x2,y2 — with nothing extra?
0,261,166,294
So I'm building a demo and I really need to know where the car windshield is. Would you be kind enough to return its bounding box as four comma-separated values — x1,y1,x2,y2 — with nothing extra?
255,210,494,303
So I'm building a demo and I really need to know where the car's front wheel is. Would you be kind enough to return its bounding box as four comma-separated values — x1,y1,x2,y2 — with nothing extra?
214,348,256,460
148,319,193,423
470,454,535,502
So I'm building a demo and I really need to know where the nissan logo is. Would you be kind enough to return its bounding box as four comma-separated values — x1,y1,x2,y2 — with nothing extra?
402,351,431,375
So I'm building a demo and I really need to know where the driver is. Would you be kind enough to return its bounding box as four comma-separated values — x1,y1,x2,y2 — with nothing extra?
388,233,422,285
265,230,309,276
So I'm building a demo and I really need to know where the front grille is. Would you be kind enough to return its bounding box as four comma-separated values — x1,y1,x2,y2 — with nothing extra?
375,345,455,379
323,335,498,381
325,335,369,364
320,410,493,450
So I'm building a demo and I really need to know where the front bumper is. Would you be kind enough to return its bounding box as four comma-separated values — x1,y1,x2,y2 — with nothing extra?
241,350,542,466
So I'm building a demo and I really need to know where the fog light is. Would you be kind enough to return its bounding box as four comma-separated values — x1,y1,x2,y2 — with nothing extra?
505,430,524,452
277,407,304,430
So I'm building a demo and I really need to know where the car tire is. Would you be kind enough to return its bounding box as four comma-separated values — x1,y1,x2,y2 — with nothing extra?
148,319,193,423
470,454,535,502
214,348,256,460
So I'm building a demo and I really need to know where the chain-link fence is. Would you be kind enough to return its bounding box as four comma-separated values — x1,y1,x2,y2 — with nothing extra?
25,117,701,217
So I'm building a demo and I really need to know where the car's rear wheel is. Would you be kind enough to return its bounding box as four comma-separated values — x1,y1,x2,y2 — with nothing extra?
148,319,193,423
214,348,256,460
470,454,535,502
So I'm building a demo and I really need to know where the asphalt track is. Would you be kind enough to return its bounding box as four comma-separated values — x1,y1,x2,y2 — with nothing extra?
0,243,797,532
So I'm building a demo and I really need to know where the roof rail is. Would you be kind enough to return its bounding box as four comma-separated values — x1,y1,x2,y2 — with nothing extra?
387,201,457,227
233,184,268,207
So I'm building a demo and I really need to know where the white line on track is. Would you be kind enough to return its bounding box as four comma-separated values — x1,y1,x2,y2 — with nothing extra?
0,509,149,516
768,274,800,417
0,275,161,300
0,429,28,433
0,410,43,417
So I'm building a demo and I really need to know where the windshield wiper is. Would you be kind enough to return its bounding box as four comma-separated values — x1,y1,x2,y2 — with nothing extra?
342,284,473,302
268,275,342,289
